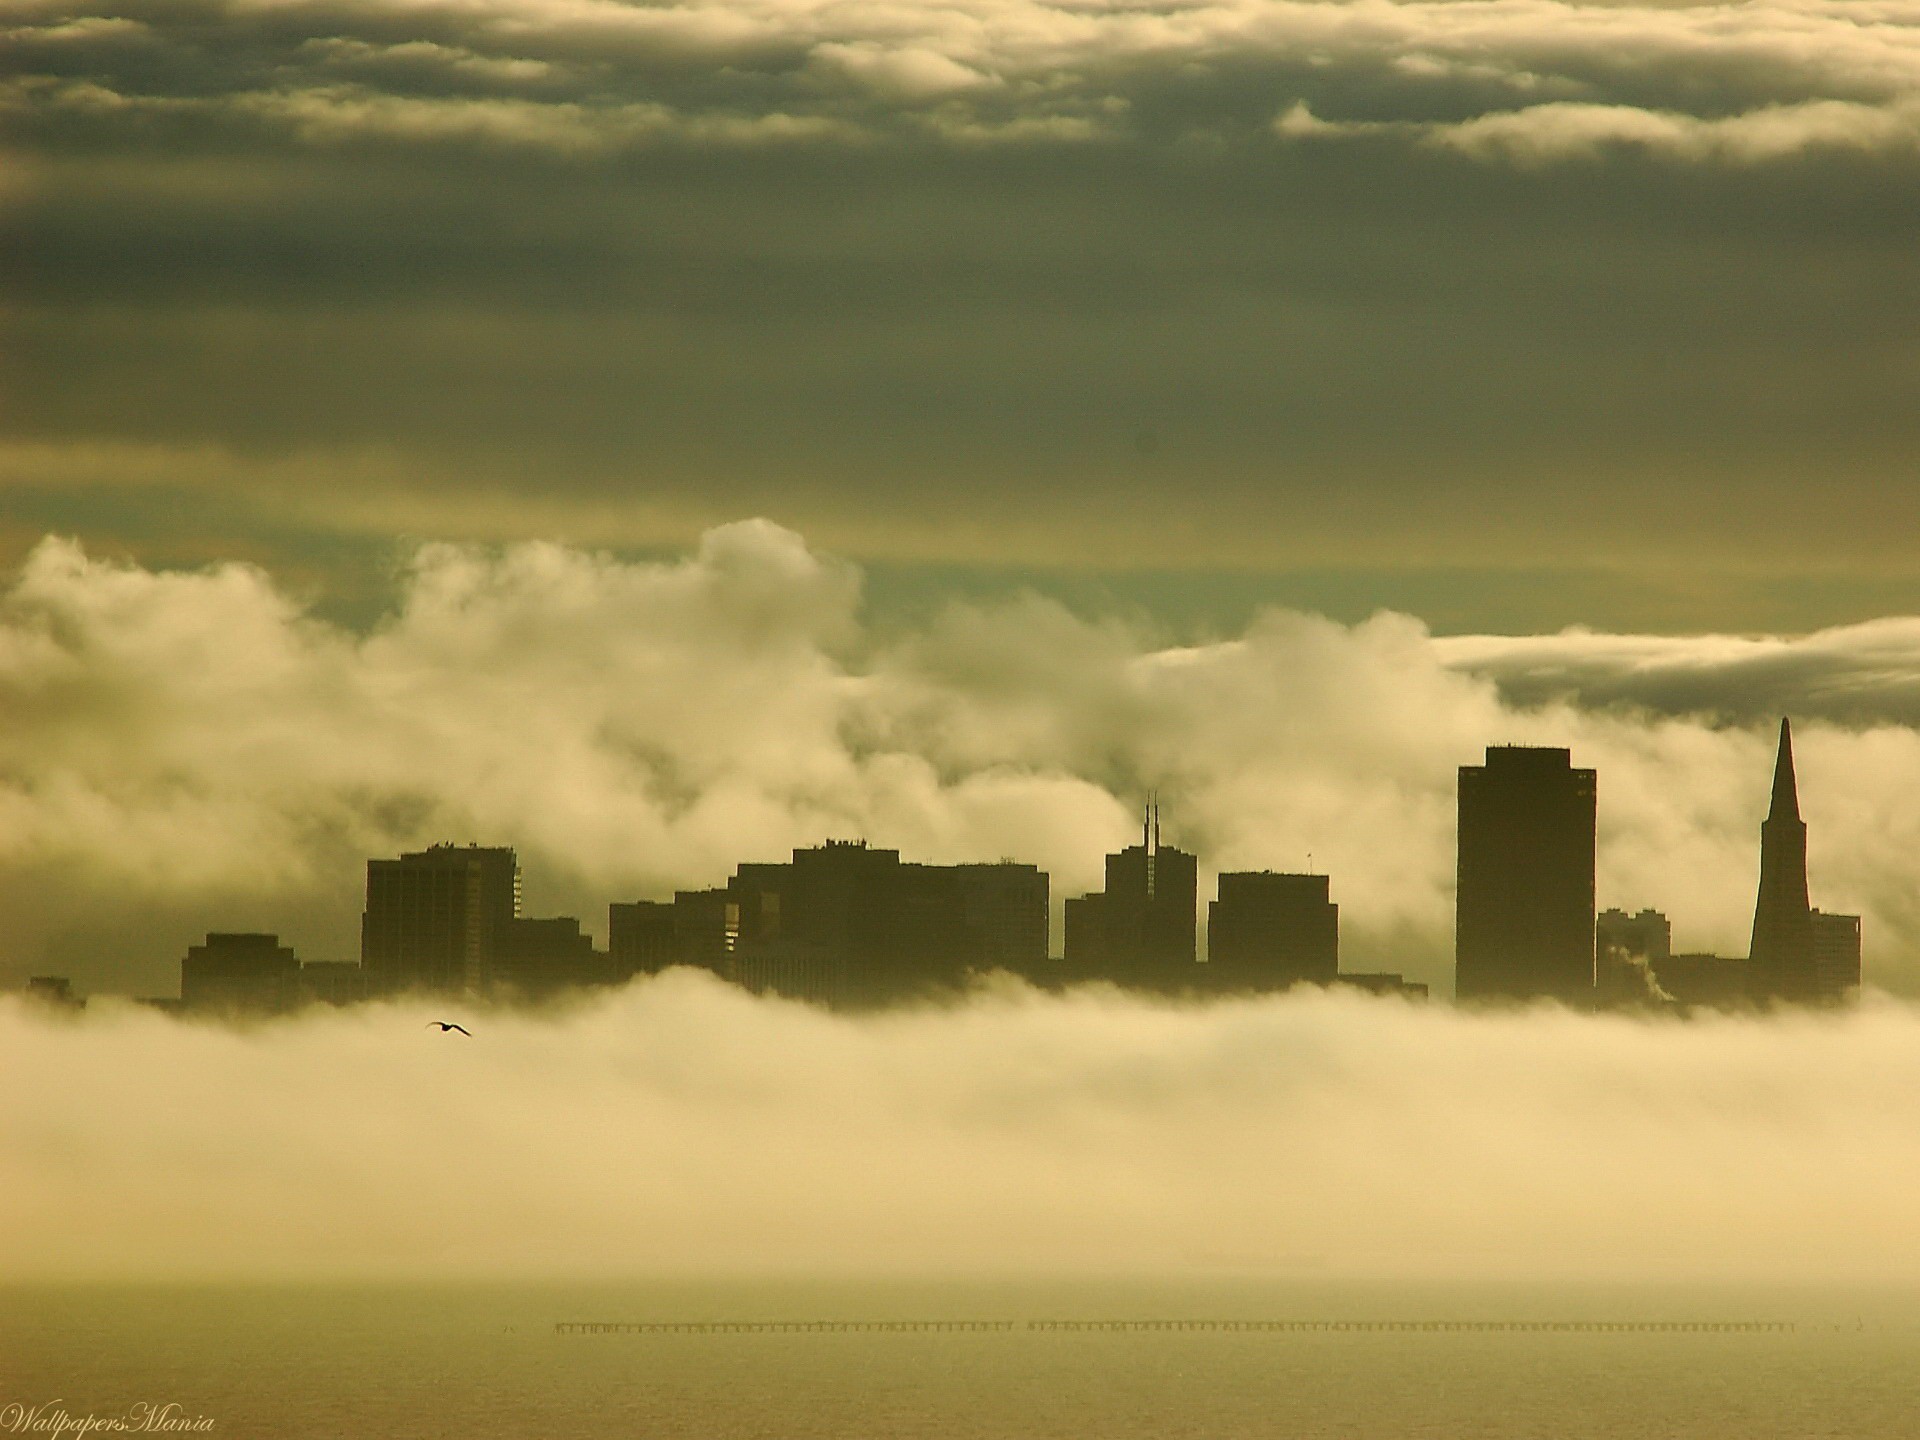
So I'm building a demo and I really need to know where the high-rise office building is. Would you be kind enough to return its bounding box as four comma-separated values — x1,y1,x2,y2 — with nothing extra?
1747,719,1818,1004
1810,908,1862,1004
1455,746,1596,1005
656,842,1046,1007
608,900,677,977
297,961,371,1007
1064,801,1197,989
1207,871,1338,991
950,863,1050,975
360,844,521,993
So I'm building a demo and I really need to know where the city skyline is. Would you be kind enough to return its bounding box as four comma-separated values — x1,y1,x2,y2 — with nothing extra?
12,0,1920,1429
11,527,1920,1004
40,720,1859,1016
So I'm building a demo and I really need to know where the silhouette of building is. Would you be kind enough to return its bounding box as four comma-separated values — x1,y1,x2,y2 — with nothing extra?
496,915,610,996
25,975,85,1011
1207,871,1338,991
1597,908,1671,966
671,886,735,971
181,932,301,1015
728,941,850,1007
361,844,520,994
297,961,371,1007
1064,800,1197,990
951,863,1050,975
649,843,1047,1007
1067,898,1113,975
1747,720,1819,1005
1596,907,1672,1008
1811,909,1862,1003
1455,746,1596,1005
609,900,677,978
1651,952,1753,1011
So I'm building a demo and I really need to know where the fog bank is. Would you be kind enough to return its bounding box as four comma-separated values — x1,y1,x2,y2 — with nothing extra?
4,976,1918,1283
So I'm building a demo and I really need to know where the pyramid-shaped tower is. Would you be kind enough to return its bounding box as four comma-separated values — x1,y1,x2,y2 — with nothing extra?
1747,718,1817,1003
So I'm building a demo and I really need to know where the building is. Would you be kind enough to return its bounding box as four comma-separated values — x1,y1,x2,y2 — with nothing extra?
1811,909,1862,1004
670,886,735,971
360,844,521,994
728,940,849,1008
297,961,372,1007
648,842,1048,1007
181,932,301,1015
495,915,609,996
1596,908,1672,1007
951,863,1050,975
1207,872,1339,992
1747,720,1819,1005
1455,746,1597,1005
1062,894,1105,972
1064,801,1198,991
1651,952,1754,1011
1597,908,1671,966
608,900,677,978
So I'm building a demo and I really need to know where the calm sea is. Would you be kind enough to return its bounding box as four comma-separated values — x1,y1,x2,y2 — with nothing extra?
4,1277,1916,1439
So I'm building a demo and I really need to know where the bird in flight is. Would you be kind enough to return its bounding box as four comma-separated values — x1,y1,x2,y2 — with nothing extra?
426,1021,472,1036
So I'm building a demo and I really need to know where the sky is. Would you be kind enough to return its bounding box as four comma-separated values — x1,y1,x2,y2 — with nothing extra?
6,0,1920,995
6,0,1920,633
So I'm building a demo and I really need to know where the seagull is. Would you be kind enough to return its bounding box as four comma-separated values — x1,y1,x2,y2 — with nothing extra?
426,1021,472,1036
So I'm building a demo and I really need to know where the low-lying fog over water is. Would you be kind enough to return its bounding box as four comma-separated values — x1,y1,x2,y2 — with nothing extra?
11,980,1920,1440
6,977,1920,1284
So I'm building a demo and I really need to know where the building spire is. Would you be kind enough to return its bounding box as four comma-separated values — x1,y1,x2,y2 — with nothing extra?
1768,717,1801,823
1750,715,1814,1002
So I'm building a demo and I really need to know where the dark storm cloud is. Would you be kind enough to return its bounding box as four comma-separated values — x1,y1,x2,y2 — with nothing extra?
6,0,1920,623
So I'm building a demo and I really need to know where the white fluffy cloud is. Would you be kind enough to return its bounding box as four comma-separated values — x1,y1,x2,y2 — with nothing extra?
7,522,1920,996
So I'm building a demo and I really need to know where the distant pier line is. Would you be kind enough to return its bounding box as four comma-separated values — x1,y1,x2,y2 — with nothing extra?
553,1319,1795,1336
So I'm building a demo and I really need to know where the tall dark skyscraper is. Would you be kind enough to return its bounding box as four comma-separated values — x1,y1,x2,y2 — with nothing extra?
361,844,521,993
1748,718,1819,1004
1064,801,1197,989
1207,872,1338,991
1455,746,1596,1005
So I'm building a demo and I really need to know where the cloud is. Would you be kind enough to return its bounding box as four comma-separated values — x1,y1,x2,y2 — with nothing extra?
1441,619,1920,726
7,976,1920,1282
14,2,1920,602
10,523,1920,999
1426,97,1920,164
13,0,1920,162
